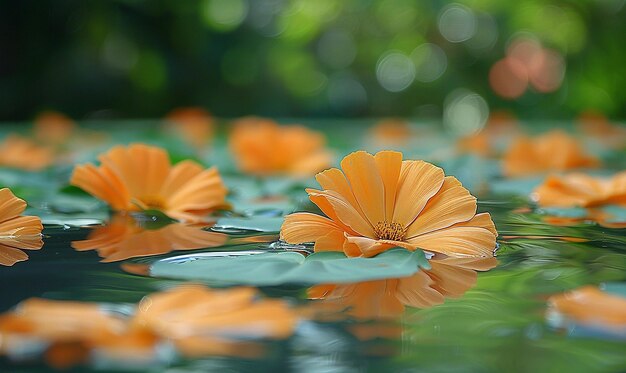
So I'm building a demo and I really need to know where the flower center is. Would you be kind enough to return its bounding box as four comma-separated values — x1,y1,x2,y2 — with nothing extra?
374,221,407,241
139,195,166,210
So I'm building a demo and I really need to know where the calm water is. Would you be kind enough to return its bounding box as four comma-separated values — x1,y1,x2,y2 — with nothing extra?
1,121,626,372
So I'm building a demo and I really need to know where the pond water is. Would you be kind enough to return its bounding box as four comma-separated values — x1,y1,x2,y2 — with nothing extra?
1,120,626,372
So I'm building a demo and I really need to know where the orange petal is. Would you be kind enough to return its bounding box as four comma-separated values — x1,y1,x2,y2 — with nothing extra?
374,151,403,221
406,176,476,238
307,189,374,237
344,235,395,258
407,214,497,257
0,188,26,223
280,212,343,245
340,151,385,226
0,245,28,266
392,161,445,227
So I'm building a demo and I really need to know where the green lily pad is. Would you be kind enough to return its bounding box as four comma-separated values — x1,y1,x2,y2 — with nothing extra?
150,248,430,286
213,217,284,232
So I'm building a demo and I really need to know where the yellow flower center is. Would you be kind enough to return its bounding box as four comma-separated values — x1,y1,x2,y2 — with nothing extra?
374,221,406,241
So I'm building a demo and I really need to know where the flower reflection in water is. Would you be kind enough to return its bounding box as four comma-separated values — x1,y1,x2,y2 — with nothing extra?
71,214,227,262
0,285,298,368
308,256,497,320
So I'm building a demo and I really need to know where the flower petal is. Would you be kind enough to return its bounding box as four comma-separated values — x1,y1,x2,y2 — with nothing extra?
374,151,403,221
340,151,385,227
0,188,26,223
392,160,445,227
280,212,343,244
406,176,476,238
344,235,395,258
307,189,374,237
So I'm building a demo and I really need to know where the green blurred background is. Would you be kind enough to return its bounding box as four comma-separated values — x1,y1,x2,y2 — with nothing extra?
1,0,624,121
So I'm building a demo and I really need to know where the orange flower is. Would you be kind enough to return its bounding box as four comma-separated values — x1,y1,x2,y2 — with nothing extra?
578,111,626,149
533,172,626,208
368,118,413,146
0,134,54,170
71,214,228,262
281,150,497,258
502,130,600,177
70,143,229,222
0,188,43,266
165,107,214,149
457,111,519,157
33,111,75,145
132,285,297,340
308,257,497,320
548,286,626,327
228,117,332,177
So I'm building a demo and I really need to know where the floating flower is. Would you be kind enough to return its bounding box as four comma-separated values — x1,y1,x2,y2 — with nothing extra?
281,150,497,258
548,286,626,330
502,131,600,177
0,188,43,266
71,214,228,262
308,257,497,320
228,117,332,177
533,172,626,208
33,111,75,145
368,118,413,146
165,107,214,150
0,135,54,171
0,285,298,367
70,143,229,222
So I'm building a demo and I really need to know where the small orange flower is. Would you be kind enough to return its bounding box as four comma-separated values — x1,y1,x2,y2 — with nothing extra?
368,118,413,146
33,111,75,145
228,117,332,177
281,150,497,258
308,257,497,320
533,172,626,208
71,214,228,262
0,134,54,171
70,143,229,222
165,107,214,149
0,188,43,266
502,130,600,177
548,286,626,327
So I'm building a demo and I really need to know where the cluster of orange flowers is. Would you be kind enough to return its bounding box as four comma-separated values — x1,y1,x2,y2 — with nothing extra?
0,285,297,368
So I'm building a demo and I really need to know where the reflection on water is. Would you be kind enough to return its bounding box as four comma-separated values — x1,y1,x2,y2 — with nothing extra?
307,257,497,320
71,214,227,262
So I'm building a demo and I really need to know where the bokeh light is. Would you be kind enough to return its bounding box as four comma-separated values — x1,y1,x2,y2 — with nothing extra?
376,51,415,92
444,89,489,136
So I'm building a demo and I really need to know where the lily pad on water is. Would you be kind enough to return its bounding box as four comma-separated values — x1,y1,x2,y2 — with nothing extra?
212,217,284,232
150,248,430,286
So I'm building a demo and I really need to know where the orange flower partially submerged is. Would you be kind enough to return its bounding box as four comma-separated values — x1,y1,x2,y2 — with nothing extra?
533,172,626,208
0,188,43,266
308,257,497,320
70,143,229,222
229,117,332,177
165,107,214,149
71,214,228,262
281,150,497,258
0,135,54,171
548,286,626,328
503,130,600,177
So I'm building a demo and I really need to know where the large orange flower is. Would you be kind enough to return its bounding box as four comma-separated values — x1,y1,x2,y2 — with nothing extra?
502,130,600,177
281,150,497,258
228,117,332,177
71,214,228,262
533,172,626,208
308,257,497,320
70,143,229,222
0,134,54,171
0,188,43,266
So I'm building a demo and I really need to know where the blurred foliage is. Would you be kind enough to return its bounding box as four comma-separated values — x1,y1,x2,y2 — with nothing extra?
0,0,625,120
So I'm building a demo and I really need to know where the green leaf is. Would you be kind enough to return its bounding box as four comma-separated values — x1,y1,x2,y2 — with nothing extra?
150,248,429,286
